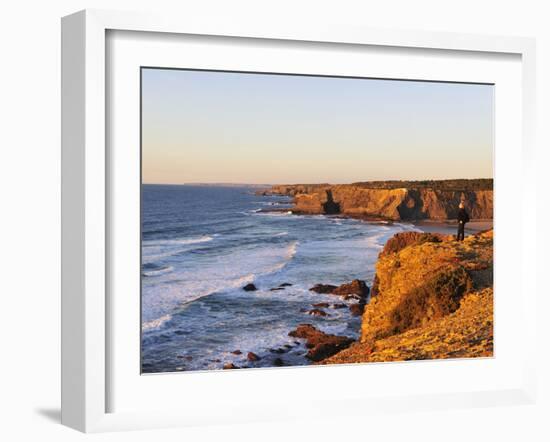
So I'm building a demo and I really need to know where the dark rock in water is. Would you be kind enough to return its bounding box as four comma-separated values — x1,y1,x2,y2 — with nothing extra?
309,284,337,294
270,287,285,291
273,358,285,367
309,339,353,361
312,302,330,308
279,283,293,287
310,280,369,301
288,324,314,339
332,303,347,309
307,308,328,317
243,283,258,291
247,352,261,361
231,350,242,355
223,363,240,369
269,348,287,354
288,324,353,362
349,303,365,316
332,279,369,299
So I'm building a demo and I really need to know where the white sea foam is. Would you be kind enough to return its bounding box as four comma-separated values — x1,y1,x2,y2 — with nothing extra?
258,201,291,206
254,211,293,218
142,266,174,277
263,241,298,273
141,241,299,331
143,235,214,247
142,216,406,369
272,231,289,237
142,235,215,264
142,313,173,331
364,232,386,249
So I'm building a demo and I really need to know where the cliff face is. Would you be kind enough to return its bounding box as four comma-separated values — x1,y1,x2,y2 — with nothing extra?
257,184,329,197
321,230,494,364
260,181,493,220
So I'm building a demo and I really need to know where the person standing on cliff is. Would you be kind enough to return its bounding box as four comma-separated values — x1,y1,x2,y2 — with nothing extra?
456,201,470,241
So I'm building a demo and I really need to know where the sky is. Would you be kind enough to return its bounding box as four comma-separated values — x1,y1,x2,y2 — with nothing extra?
141,68,494,185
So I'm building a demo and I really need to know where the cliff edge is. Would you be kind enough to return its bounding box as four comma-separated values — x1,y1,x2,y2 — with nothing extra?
321,230,494,364
258,179,493,221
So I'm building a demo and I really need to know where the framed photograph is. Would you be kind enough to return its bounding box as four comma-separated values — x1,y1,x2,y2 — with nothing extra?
61,9,537,432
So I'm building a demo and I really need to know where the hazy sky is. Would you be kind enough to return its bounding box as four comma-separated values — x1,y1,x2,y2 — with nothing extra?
142,68,493,185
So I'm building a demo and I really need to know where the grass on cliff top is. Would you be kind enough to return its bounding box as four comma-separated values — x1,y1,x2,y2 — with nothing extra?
389,266,473,336
322,287,493,364
269,179,493,192
350,178,493,191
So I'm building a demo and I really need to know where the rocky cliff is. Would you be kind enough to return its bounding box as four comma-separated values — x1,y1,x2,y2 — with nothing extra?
320,230,494,364
258,180,493,221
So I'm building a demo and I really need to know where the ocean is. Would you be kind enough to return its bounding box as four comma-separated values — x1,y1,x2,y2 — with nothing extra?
141,184,416,373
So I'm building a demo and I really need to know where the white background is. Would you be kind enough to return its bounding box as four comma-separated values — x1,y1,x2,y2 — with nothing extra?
0,1,548,441
109,30,523,415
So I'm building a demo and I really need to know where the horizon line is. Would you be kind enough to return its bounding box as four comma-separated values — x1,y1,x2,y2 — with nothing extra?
142,177,494,186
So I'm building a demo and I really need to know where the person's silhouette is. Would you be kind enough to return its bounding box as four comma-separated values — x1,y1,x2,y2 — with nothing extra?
456,201,470,241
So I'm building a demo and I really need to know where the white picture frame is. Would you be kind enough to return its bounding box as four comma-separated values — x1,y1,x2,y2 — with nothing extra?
61,9,537,433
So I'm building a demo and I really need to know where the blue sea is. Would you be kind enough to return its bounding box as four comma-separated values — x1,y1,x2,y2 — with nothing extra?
141,185,415,373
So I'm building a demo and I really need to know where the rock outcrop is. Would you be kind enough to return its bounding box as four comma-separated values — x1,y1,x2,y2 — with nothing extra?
309,284,337,294
309,279,369,301
349,303,365,316
256,184,329,197
320,230,494,364
223,363,240,369
247,352,260,361
259,180,493,221
288,324,354,362
307,308,328,317
331,279,369,300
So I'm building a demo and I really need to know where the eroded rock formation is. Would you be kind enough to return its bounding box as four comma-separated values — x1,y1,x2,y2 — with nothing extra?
288,324,354,362
259,180,493,221
320,230,494,364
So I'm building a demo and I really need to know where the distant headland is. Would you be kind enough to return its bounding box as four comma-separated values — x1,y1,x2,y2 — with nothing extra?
256,179,493,221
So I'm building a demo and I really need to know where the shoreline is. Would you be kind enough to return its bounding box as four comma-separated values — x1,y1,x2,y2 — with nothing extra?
145,189,493,371
413,220,493,236
320,229,494,365
256,205,494,366
258,206,493,236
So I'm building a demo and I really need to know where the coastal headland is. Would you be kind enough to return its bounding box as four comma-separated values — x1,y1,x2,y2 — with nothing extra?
320,229,494,364
226,229,493,367
256,179,493,221
240,180,494,366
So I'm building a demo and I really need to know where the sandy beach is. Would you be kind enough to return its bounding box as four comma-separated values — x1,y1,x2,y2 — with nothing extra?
414,220,493,236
